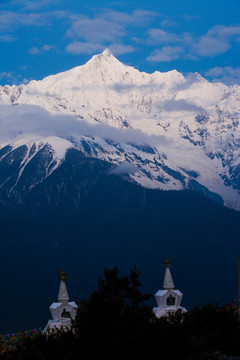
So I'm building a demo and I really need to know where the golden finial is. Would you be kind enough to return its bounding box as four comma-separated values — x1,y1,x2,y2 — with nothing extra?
164,257,171,267
59,270,66,282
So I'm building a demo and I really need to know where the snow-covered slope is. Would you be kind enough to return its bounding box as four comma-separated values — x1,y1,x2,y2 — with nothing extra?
0,49,240,210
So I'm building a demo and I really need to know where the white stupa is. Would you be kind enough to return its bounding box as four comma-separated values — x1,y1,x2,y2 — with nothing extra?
44,270,78,333
153,258,187,318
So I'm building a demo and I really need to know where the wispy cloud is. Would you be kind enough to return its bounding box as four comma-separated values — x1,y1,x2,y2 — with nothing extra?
0,104,171,148
28,44,56,55
108,162,138,175
0,10,49,32
146,24,240,63
66,41,104,55
0,71,16,81
108,44,135,55
0,34,15,42
193,25,240,57
205,66,240,85
66,8,158,39
0,8,70,34
66,17,125,43
145,27,192,63
0,2,239,86
100,9,158,26
147,28,181,44
147,46,183,62
66,41,135,56
9,0,59,11
64,9,157,56
162,99,204,112
0,71,30,85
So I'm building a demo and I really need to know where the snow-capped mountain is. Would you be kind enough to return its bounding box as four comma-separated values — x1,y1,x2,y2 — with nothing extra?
0,49,240,210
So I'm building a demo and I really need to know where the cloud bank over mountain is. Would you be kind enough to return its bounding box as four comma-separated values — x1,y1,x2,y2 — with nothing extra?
0,104,171,148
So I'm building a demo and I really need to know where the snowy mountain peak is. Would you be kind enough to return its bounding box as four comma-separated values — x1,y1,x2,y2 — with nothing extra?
85,48,121,68
94,48,115,60
102,48,113,56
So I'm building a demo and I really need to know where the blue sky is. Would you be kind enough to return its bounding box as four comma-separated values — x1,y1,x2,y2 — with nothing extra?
0,0,240,86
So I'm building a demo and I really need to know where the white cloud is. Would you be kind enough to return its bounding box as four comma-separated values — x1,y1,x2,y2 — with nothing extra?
194,35,230,57
194,25,240,57
65,41,104,55
0,103,174,175
64,10,158,56
0,104,171,148
146,27,194,53
0,8,70,33
160,18,178,28
183,14,200,22
147,28,181,44
66,17,125,43
9,0,59,10
205,66,240,85
108,44,135,55
0,10,49,31
0,34,15,42
147,46,183,62
108,162,138,175
28,44,55,55
145,27,193,63
146,24,240,63
162,99,204,112
1,3,239,76
101,9,158,26
0,71,30,85
0,71,16,81
28,47,40,55
42,44,54,51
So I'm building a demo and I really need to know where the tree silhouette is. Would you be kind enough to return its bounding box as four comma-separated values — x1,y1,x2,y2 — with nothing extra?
73,266,154,359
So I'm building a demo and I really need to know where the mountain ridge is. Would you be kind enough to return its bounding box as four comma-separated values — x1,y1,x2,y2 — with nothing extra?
0,49,240,210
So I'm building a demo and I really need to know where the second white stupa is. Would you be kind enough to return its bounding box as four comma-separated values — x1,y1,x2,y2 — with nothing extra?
153,258,187,318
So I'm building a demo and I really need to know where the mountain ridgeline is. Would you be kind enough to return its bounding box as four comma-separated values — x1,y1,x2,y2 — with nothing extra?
0,49,240,210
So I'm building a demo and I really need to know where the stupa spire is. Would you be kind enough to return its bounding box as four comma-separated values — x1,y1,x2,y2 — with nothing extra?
58,270,69,303
163,257,175,290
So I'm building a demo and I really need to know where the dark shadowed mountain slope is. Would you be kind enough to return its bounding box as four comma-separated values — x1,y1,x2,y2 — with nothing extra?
0,149,239,333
